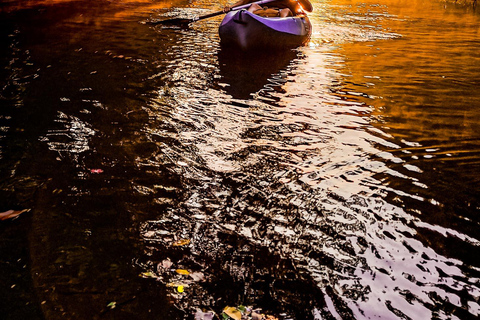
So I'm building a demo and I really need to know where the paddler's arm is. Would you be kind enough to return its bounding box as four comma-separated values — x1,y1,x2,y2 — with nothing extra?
223,0,252,12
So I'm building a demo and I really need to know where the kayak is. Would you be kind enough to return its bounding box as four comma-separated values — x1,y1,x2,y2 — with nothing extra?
218,10,312,51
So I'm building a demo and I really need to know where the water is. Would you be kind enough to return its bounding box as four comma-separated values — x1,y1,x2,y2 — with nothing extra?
1,0,479,319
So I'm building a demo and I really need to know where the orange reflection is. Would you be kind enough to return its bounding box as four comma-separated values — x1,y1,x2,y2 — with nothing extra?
336,0,479,139
305,0,480,144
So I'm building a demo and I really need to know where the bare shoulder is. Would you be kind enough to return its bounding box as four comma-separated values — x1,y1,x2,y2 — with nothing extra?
298,0,313,12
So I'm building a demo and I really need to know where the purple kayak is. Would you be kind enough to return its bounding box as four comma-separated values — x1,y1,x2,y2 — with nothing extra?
219,10,312,51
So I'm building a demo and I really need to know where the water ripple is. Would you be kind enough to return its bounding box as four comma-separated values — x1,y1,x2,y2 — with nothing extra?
135,1,480,319
3,0,478,319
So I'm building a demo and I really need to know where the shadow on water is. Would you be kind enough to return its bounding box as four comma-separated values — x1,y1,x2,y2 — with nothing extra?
218,47,299,99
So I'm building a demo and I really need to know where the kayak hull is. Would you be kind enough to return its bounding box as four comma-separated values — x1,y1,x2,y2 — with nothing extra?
219,10,311,51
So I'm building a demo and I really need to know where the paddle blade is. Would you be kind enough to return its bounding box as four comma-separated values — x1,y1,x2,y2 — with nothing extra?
150,18,193,26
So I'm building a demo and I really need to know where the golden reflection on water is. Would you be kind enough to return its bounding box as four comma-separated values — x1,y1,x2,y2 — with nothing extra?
305,0,480,159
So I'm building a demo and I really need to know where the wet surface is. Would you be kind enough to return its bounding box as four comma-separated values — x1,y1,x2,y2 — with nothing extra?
1,0,480,319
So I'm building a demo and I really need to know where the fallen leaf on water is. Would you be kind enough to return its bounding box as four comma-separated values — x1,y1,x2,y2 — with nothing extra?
166,282,188,288
139,271,157,278
172,239,190,246
0,209,29,221
175,269,190,275
223,307,242,320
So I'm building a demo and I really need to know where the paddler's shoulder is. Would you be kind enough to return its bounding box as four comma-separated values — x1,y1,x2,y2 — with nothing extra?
298,0,313,12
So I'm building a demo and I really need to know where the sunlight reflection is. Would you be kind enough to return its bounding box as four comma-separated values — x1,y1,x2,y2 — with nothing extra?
39,111,95,155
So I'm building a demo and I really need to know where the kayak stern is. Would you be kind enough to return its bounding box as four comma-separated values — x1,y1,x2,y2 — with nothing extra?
219,10,311,51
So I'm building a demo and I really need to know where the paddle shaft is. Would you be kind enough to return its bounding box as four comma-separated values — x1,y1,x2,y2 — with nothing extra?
192,0,277,22
152,0,278,25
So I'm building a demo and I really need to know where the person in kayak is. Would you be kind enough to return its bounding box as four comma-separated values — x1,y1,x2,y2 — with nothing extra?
223,0,313,18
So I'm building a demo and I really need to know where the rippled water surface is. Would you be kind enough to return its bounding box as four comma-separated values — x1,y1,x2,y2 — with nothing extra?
1,0,479,319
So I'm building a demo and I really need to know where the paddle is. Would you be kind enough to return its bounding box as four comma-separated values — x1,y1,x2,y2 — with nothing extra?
150,0,277,26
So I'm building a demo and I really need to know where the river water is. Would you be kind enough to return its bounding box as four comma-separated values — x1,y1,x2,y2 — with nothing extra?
1,0,479,319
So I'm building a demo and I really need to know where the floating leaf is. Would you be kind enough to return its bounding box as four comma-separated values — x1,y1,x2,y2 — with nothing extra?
175,269,190,275
140,271,157,278
223,307,242,320
0,209,29,221
166,282,188,288
172,239,190,246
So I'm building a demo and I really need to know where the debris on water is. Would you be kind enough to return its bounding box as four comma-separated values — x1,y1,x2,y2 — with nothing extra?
166,282,189,291
0,209,29,221
221,306,278,320
175,269,190,275
189,271,205,281
172,239,191,246
223,306,242,320
195,309,215,320
159,259,174,270
139,271,158,279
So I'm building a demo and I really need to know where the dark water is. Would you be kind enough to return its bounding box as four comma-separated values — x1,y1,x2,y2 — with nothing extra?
1,0,479,319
